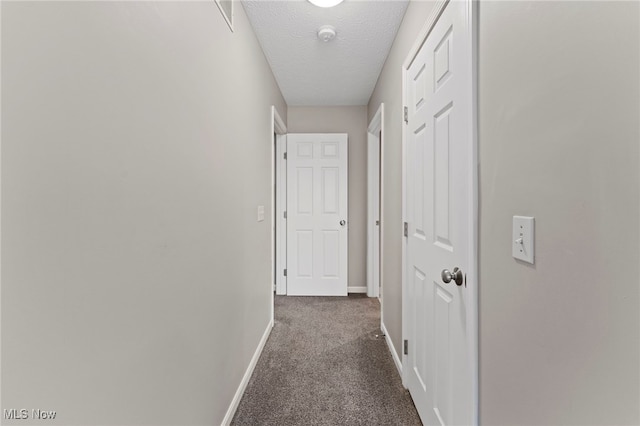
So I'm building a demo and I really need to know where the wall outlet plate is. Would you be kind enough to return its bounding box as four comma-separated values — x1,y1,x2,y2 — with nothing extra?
513,216,534,264
257,205,265,222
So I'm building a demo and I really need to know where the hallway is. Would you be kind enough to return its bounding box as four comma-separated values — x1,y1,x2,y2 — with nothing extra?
1,1,639,425
232,296,421,425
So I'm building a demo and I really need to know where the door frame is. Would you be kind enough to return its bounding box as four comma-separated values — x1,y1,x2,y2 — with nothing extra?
271,106,287,318
400,0,479,422
367,104,383,300
275,133,287,296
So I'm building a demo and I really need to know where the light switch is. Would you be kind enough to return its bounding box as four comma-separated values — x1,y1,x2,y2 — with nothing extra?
257,205,265,222
512,216,534,264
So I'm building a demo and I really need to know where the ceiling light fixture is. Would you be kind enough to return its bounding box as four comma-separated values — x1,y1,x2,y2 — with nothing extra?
317,25,337,42
308,0,344,8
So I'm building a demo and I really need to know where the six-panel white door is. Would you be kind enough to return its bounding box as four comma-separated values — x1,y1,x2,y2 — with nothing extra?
404,0,474,424
286,134,348,296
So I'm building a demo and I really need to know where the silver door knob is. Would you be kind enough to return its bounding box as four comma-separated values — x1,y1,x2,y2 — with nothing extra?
441,267,463,286
340,220,346,226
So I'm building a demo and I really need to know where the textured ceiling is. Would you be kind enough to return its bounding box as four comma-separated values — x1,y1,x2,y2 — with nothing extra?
241,0,409,106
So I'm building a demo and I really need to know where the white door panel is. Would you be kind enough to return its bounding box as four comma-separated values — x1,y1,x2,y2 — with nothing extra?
405,0,474,424
287,134,348,296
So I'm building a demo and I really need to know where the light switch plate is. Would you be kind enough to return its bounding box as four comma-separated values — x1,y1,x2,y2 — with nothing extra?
257,205,265,222
513,216,534,264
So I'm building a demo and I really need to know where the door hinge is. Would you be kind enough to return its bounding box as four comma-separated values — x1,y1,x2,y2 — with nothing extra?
284,152,287,160
404,221,408,237
404,106,408,124
283,269,287,277
404,339,408,355
284,211,287,219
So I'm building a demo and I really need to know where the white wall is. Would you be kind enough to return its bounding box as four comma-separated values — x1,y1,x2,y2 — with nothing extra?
478,1,639,424
370,0,640,424
1,2,286,425
368,0,437,360
287,106,368,291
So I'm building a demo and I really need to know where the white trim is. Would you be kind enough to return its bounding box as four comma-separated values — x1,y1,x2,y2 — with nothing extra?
367,103,383,300
366,133,374,295
401,0,478,422
274,106,287,135
275,135,287,296
379,103,385,317
381,322,402,376
347,286,367,294
0,2,3,411
215,0,234,32
368,103,383,134
379,292,384,336
271,106,287,321
221,319,273,426
468,1,480,421
401,46,409,390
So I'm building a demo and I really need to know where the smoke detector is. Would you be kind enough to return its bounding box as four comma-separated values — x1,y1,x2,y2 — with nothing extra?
317,25,337,42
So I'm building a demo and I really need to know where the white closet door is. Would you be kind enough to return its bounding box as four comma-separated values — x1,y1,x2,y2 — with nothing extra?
287,133,348,296
404,0,475,424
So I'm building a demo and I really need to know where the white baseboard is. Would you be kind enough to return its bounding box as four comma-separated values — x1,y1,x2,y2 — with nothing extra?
348,286,367,293
221,319,273,425
381,321,402,376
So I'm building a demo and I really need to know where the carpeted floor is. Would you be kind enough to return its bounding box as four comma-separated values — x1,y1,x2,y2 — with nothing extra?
231,295,422,425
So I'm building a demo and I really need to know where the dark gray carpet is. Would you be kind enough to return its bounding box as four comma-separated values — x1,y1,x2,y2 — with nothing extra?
231,295,422,426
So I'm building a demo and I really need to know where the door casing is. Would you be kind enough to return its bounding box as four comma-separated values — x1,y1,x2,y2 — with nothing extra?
400,0,479,423
272,106,287,305
367,103,383,300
